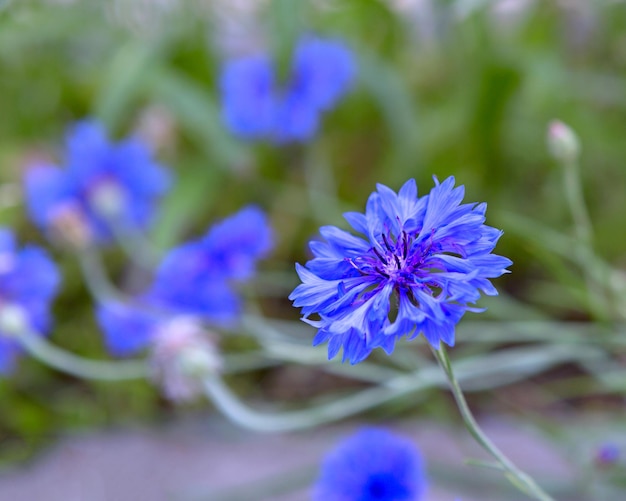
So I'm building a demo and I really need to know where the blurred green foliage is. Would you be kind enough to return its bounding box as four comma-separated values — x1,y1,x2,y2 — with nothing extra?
0,0,625,470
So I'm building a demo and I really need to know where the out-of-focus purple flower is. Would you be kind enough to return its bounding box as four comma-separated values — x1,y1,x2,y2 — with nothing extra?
290,37,355,112
220,55,277,139
290,177,512,364
24,120,171,244
0,229,60,374
96,205,273,356
313,427,427,501
595,443,620,467
220,36,355,143
200,205,274,281
148,205,273,323
96,302,160,357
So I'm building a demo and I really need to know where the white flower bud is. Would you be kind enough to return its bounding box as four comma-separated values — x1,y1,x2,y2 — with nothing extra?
150,317,222,403
547,120,581,162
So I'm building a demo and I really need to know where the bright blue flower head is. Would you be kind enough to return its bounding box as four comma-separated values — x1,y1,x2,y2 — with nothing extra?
290,177,512,364
0,229,60,373
313,427,427,501
220,36,355,143
96,206,273,355
24,120,171,244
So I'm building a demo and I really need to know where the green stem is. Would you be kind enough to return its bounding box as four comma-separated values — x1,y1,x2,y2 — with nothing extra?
431,344,555,501
562,157,610,319
16,328,148,381
203,344,599,434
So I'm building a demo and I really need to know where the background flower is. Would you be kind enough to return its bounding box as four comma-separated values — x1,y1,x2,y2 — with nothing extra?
0,229,60,374
220,35,355,143
24,120,171,244
290,177,512,364
312,427,427,501
96,205,273,356
220,55,277,139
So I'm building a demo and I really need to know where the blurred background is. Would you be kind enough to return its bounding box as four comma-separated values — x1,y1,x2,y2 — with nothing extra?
0,0,625,499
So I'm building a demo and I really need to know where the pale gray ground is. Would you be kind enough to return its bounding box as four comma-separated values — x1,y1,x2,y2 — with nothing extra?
0,415,585,501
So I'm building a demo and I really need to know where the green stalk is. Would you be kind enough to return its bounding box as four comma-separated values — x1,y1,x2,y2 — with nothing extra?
431,344,555,501
561,153,610,320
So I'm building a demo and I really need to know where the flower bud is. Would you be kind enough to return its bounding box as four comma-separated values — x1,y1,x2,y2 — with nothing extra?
150,317,222,403
547,120,581,162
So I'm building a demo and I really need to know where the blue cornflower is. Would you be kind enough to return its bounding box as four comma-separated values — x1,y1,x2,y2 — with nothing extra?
0,229,60,373
290,177,512,364
220,55,277,140
313,427,427,501
97,206,273,356
290,36,356,112
24,120,171,244
148,205,273,322
220,36,355,143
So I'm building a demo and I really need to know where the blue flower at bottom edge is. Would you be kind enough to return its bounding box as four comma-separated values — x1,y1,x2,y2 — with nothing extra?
289,177,512,364
313,427,427,501
0,229,60,373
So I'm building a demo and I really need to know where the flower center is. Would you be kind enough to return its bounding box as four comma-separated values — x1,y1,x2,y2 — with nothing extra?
350,230,425,285
88,179,126,220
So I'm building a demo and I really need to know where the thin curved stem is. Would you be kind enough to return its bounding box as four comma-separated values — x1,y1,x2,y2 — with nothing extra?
78,248,128,303
203,344,603,434
16,328,149,381
203,368,441,433
431,344,555,501
561,156,610,320
107,216,162,269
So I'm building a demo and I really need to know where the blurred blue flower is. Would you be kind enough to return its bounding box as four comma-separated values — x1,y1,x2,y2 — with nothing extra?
220,55,277,140
313,427,427,501
96,302,159,357
595,443,620,467
220,36,355,143
97,206,273,355
290,177,512,364
25,120,171,244
0,229,60,373
290,36,355,112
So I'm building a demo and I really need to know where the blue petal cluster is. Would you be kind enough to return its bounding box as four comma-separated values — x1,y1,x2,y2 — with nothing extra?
97,206,273,356
220,36,355,143
24,120,171,243
0,229,60,373
290,177,512,364
313,427,427,501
